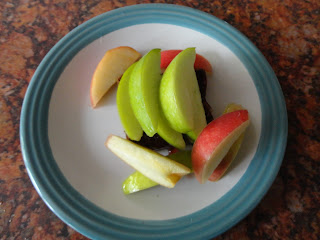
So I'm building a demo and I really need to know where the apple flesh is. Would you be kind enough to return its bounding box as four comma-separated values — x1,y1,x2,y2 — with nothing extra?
106,135,191,188
161,50,212,73
192,110,250,183
209,103,246,181
122,150,192,194
160,48,207,136
117,63,143,141
90,46,141,108
209,134,245,181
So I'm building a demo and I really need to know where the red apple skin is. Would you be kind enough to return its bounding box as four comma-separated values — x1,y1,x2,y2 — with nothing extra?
160,50,212,73
192,110,249,183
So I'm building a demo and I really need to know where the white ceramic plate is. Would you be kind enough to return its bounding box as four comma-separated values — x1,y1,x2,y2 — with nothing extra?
20,4,287,239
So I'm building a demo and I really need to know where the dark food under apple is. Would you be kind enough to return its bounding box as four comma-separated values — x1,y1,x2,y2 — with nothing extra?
130,69,213,150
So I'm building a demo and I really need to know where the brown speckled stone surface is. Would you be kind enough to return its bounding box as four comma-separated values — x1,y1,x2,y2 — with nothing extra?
0,0,319,239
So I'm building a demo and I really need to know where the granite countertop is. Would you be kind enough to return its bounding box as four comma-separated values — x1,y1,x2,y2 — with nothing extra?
0,0,319,239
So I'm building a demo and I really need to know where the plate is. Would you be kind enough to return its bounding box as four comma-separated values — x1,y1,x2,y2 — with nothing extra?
20,4,287,239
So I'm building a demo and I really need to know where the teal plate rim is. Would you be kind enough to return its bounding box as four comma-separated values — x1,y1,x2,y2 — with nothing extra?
20,3,288,240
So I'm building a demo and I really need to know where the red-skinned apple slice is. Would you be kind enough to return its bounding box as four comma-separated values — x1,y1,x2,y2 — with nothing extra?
160,50,212,73
90,46,141,108
192,110,250,183
209,103,246,181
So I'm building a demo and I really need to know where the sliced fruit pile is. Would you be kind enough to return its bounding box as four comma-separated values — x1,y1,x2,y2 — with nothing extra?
117,48,208,150
90,46,250,194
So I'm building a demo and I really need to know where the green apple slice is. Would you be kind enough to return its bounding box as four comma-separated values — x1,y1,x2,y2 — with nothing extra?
122,150,192,194
160,48,207,136
117,63,143,141
129,49,162,137
106,135,191,188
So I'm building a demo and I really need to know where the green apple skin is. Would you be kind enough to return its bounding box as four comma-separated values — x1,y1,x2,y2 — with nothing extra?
117,63,143,141
157,111,186,150
129,49,162,137
122,171,158,194
160,48,207,136
122,150,192,194
185,90,207,141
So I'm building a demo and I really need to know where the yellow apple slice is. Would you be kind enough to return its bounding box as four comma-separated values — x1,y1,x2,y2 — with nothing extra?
90,46,141,108
105,135,191,188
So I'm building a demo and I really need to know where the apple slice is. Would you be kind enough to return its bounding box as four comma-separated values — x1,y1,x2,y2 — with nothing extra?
160,48,207,135
90,46,141,108
106,135,191,188
129,49,162,137
161,49,212,73
209,103,246,181
117,62,143,141
192,110,250,183
122,150,192,194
